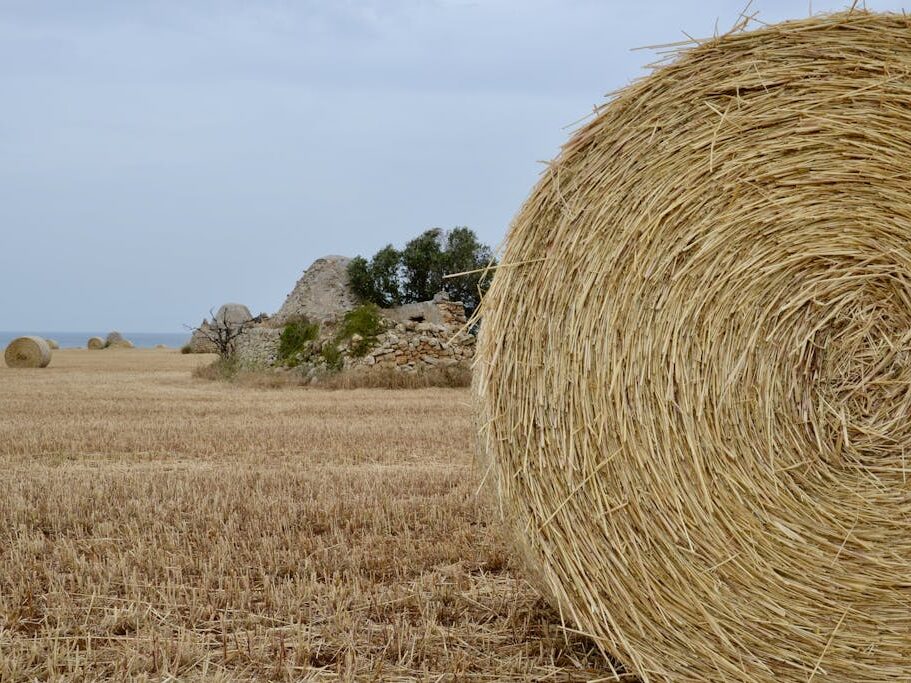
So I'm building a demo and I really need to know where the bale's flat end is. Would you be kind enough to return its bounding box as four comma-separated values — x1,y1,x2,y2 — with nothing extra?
5,336,52,368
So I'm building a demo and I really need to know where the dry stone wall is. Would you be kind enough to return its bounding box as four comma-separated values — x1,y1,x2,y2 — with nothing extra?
232,295,475,372
189,322,217,353
195,252,476,375
349,294,474,373
234,327,282,365
352,320,474,373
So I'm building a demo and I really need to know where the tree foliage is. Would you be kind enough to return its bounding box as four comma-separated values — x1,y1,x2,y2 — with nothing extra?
348,227,494,315
347,246,402,308
441,227,494,311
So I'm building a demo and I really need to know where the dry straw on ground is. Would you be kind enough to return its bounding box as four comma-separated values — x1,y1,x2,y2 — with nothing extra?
476,10,911,682
4,336,51,368
0,350,614,680
87,336,105,350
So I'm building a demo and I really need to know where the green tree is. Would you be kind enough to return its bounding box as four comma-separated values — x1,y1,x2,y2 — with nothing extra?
371,245,402,307
347,227,494,316
441,227,494,315
400,229,446,303
347,256,373,304
348,246,402,308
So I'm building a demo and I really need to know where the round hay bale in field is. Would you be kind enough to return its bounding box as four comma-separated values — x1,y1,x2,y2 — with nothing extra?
475,11,911,682
5,336,51,368
45,338,59,350
87,337,105,350
105,331,124,346
106,339,134,349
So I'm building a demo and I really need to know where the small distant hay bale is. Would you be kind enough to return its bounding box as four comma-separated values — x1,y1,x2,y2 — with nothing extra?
87,337,105,350
45,338,60,350
475,11,911,682
5,336,52,368
98,331,134,349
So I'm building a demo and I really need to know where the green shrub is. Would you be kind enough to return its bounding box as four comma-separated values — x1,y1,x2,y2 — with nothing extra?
278,318,319,366
180,344,193,354
193,356,241,381
320,343,343,371
337,304,383,357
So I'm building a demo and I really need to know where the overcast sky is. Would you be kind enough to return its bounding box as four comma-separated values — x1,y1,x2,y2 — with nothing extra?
1,0,906,331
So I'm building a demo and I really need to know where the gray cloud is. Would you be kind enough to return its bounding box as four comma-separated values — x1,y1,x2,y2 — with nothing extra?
1,0,906,330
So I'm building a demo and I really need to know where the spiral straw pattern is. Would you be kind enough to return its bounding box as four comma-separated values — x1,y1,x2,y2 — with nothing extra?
475,11,911,682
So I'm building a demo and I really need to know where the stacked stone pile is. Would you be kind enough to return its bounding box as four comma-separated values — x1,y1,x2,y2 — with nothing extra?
234,327,282,365
272,255,358,325
356,320,473,373
188,322,217,353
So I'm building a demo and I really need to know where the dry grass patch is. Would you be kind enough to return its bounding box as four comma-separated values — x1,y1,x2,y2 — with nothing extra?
0,349,616,680
318,365,472,390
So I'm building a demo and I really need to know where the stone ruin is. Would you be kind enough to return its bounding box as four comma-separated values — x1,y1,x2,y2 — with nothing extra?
191,256,476,374
272,255,358,325
353,291,474,373
188,323,217,353
188,303,262,354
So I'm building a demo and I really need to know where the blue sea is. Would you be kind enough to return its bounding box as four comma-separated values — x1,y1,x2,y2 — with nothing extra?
0,331,191,350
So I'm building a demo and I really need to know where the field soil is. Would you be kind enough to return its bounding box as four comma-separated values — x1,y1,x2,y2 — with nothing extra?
0,349,614,681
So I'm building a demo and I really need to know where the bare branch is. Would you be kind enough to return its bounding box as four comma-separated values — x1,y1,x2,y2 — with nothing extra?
189,307,253,359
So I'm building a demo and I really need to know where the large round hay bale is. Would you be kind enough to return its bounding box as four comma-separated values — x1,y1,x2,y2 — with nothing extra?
5,336,51,368
87,337,104,350
475,11,911,682
45,338,59,350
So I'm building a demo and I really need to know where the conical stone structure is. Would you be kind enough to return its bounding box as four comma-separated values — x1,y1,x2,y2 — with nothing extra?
273,255,358,325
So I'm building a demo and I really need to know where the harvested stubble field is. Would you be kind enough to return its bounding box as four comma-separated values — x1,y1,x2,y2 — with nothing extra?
0,349,615,681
